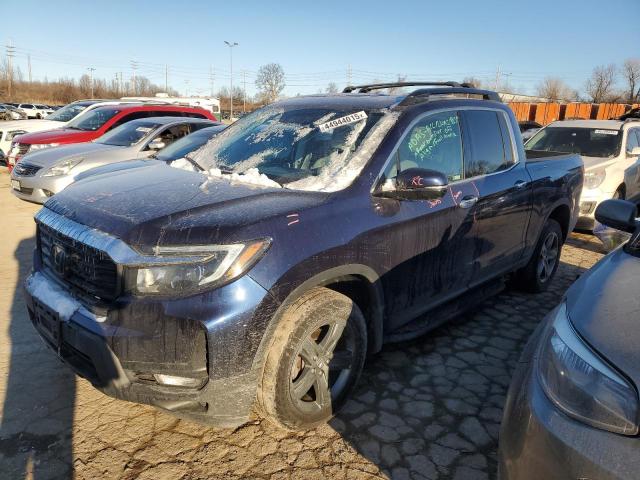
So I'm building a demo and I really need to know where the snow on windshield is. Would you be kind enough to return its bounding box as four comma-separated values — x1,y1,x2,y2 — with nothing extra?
178,105,398,192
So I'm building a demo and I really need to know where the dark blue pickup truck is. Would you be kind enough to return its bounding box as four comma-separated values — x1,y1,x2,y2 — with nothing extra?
24,82,583,430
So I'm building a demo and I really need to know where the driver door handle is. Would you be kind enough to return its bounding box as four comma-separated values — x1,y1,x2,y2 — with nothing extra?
459,195,478,209
514,180,528,189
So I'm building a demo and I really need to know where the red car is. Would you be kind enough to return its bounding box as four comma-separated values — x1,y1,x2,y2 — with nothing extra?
7,103,217,169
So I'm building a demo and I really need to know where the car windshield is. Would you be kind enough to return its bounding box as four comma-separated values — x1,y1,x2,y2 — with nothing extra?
66,107,121,131
191,104,396,191
156,128,221,161
45,103,92,122
97,120,162,146
526,126,621,158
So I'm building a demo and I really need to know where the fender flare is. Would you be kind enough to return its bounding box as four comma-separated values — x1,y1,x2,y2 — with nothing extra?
251,264,385,374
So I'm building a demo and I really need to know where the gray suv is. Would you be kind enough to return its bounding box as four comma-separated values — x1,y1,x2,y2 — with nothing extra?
500,198,640,480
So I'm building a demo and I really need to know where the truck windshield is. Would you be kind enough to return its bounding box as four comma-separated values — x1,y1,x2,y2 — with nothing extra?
97,121,162,146
46,103,93,123
156,128,221,161
526,127,621,158
192,105,396,191
66,107,121,131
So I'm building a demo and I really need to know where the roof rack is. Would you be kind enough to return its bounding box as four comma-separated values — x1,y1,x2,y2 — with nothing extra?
342,81,501,104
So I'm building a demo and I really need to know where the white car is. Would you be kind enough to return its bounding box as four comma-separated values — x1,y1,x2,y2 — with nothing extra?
526,119,640,229
17,103,53,119
0,100,135,159
622,122,640,205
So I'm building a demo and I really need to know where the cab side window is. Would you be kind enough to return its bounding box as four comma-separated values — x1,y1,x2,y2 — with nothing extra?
462,110,514,178
394,111,464,183
626,129,640,153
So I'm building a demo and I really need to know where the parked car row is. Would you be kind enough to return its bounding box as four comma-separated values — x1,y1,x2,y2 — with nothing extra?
8,82,640,479
2,102,55,119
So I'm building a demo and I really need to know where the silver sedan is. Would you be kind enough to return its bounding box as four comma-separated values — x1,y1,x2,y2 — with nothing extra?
10,116,217,203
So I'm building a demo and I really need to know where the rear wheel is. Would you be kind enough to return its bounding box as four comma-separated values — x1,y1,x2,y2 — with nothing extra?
514,219,563,293
613,186,626,200
257,287,367,430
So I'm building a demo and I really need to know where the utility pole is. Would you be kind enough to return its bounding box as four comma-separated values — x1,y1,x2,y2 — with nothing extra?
130,60,138,95
87,67,96,98
6,40,15,99
164,64,168,93
27,54,32,83
209,65,215,97
242,70,247,113
184,79,190,97
494,65,501,91
224,41,238,120
347,64,352,87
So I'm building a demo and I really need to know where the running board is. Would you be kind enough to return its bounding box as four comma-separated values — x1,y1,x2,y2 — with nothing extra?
385,278,506,343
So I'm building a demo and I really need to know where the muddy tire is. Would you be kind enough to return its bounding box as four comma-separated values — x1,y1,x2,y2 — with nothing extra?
514,219,563,293
257,287,367,430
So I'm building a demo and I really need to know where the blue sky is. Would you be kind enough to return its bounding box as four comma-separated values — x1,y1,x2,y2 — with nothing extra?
4,0,639,98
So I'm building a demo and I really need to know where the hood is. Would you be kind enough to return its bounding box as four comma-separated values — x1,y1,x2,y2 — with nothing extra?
567,247,640,386
14,127,98,145
44,162,330,247
581,155,618,171
0,119,64,133
21,142,119,168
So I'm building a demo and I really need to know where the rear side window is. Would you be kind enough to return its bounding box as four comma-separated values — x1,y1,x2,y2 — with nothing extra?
462,110,513,177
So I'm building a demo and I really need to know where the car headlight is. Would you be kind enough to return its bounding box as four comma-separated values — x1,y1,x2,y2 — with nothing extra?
538,303,639,435
584,169,606,190
42,157,83,177
124,239,271,295
29,143,60,153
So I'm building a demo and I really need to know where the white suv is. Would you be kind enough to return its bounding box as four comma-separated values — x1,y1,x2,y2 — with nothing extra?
17,103,54,119
526,119,640,229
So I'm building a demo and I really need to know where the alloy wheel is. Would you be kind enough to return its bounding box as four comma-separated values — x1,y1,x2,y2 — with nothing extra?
537,231,559,283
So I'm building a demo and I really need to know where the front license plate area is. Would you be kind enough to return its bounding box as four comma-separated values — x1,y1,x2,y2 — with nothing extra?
32,298,62,349
11,179,20,191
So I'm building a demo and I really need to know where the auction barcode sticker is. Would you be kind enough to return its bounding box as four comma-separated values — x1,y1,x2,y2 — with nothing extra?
318,111,367,133
594,129,618,135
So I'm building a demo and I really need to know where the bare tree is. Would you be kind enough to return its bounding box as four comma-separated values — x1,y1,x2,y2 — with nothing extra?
255,63,285,103
536,77,574,101
621,58,640,103
325,82,338,94
585,64,617,103
462,76,483,88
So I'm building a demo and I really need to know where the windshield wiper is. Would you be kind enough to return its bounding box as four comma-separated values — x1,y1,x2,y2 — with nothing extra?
184,153,206,171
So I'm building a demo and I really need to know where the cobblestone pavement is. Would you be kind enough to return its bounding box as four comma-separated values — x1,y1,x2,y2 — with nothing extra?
0,170,605,480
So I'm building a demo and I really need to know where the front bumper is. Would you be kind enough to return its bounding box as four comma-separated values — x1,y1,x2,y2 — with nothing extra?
499,326,639,480
576,188,615,231
10,172,75,204
24,268,276,427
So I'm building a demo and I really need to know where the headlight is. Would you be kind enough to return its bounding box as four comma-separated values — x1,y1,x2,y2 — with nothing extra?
584,169,606,190
124,239,270,295
538,303,639,435
29,143,60,153
42,158,82,177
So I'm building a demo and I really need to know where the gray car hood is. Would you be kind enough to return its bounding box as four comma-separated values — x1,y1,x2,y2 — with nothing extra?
21,142,121,168
567,247,640,385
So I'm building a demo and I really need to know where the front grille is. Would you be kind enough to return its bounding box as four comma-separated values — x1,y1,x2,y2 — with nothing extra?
13,162,42,177
38,222,119,302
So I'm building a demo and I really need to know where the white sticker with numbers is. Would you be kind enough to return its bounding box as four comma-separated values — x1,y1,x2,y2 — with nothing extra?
594,129,618,135
318,111,367,133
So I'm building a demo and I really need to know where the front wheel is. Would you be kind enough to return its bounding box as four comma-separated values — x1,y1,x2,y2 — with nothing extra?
257,287,367,430
514,219,563,293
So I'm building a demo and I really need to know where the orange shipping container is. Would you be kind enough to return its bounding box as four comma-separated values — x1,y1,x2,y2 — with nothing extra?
564,103,592,120
534,103,560,125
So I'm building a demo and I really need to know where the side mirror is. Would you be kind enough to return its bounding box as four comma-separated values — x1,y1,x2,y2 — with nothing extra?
628,146,640,157
595,199,638,233
148,139,166,151
378,168,448,200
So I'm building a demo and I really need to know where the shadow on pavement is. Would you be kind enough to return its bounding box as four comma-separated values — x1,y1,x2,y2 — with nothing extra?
0,237,75,479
